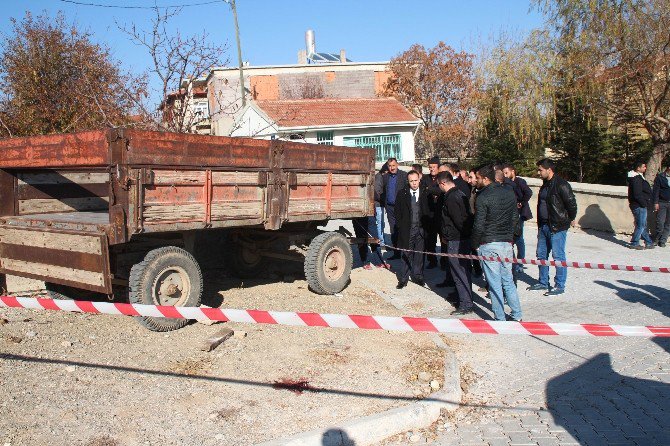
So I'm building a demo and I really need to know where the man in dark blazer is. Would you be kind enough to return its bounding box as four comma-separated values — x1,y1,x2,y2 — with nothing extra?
382,158,408,259
394,170,430,288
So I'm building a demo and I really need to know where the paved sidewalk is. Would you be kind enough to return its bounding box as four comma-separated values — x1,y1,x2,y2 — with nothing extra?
345,223,669,446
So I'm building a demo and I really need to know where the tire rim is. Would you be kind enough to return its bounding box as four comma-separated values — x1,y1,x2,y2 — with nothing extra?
152,266,191,306
323,247,345,282
240,245,262,267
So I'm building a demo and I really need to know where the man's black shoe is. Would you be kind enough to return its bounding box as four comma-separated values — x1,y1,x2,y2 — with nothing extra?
527,284,548,291
451,307,474,315
413,278,425,287
396,281,407,289
660,242,667,248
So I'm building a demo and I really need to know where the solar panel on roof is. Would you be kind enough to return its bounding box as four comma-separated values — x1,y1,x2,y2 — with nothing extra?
307,52,352,64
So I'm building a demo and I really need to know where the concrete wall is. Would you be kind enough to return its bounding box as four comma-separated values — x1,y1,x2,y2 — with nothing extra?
524,177,637,234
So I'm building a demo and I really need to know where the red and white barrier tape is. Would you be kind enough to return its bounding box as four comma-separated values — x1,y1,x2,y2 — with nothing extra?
1,296,668,338
380,244,670,273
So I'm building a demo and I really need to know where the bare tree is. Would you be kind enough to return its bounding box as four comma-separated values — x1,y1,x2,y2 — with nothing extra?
118,6,229,133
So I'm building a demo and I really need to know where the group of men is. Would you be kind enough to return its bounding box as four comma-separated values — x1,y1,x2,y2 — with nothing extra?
362,156,578,322
627,161,670,249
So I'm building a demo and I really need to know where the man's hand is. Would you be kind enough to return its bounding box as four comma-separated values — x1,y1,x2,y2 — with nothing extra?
570,220,576,228
517,203,522,208
655,203,660,212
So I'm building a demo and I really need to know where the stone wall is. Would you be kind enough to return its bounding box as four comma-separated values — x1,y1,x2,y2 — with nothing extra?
524,177,643,235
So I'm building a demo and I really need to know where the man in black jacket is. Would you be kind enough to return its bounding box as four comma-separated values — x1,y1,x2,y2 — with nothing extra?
627,161,654,249
395,170,430,288
437,171,474,314
528,159,578,296
382,158,408,259
653,165,670,247
471,165,522,322
420,156,441,268
503,164,533,273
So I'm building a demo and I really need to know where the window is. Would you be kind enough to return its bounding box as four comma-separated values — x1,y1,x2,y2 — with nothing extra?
193,101,209,119
343,134,401,162
317,131,334,145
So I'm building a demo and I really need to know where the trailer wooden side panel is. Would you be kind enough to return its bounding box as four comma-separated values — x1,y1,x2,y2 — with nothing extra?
0,131,110,168
0,226,111,293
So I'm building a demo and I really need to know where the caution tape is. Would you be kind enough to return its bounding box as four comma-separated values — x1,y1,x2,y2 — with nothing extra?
1,296,668,338
383,243,670,273
352,220,669,273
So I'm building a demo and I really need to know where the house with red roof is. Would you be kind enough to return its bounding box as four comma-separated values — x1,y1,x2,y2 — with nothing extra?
229,97,420,162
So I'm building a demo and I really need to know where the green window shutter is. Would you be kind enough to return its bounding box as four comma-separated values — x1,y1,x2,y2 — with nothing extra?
316,131,334,145
343,134,401,162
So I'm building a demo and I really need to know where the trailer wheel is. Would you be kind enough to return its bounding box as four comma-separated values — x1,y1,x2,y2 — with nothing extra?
128,246,202,332
226,238,268,279
304,232,352,295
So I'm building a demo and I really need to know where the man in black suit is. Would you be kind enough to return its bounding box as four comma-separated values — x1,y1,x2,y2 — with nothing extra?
382,158,408,259
420,156,441,268
395,170,430,288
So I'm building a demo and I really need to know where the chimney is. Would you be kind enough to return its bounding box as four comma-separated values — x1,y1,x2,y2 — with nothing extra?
305,29,316,56
339,49,346,63
298,50,307,64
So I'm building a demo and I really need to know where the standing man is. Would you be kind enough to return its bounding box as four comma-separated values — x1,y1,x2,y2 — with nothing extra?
652,165,670,247
437,171,474,314
471,165,522,321
528,159,578,296
395,170,429,288
382,158,408,260
627,161,654,249
445,163,471,199
421,156,441,268
412,163,424,180
502,164,533,272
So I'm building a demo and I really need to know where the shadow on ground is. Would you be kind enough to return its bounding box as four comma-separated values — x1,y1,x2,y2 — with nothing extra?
546,353,669,445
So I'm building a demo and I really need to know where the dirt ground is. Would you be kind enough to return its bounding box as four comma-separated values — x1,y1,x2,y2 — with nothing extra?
0,268,443,446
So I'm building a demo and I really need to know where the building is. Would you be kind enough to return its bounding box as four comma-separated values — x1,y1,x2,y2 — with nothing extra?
161,77,211,134
230,97,420,162
204,30,420,161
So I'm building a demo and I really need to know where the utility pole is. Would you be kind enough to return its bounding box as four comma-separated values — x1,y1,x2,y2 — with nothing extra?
228,0,246,107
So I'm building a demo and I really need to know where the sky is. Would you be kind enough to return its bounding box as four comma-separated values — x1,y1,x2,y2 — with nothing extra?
0,0,544,103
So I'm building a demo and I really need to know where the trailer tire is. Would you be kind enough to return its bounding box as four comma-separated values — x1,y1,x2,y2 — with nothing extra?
128,246,202,332
304,232,352,295
45,283,106,301
226,237,268,279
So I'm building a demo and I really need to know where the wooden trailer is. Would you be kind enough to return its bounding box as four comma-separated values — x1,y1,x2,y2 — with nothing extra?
0,128,375,330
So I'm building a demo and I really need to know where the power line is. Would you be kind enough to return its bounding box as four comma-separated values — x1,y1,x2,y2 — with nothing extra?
57,0,225,9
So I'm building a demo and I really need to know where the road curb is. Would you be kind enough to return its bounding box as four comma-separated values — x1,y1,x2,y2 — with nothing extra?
257,280,462,446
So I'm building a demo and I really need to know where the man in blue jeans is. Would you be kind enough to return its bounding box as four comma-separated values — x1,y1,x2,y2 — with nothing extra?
627,161,654,249
471,165,522,321
528,159,578,296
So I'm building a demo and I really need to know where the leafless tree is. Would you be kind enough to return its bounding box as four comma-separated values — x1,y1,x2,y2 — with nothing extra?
118,6,229,133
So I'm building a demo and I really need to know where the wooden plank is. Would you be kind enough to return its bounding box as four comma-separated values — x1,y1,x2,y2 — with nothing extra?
211,185,263,201
18,197,109,214
0,227,103,254
0,243,103,272
17,171,109,185
143,203,205,223
151,170,205,185
331,198,366,213
143,185,204,204
288,200,327,214
17,183,109,200
0,131,110,168
331,173,366,185
211,171,261,185
0,258,104,287
211,201,263,220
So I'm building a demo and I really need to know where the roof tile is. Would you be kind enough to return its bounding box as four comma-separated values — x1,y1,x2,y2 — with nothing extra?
255,98,419,128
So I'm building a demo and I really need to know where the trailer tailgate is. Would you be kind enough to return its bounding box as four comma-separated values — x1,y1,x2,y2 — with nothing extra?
0,225,111,294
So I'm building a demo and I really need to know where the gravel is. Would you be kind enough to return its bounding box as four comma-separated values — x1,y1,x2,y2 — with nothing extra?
1,267,443,446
